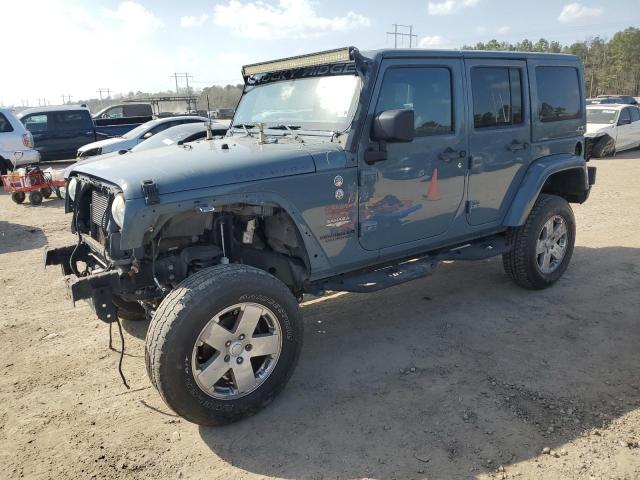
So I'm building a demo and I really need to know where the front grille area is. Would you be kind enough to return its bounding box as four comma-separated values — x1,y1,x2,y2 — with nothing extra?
90,189,110,243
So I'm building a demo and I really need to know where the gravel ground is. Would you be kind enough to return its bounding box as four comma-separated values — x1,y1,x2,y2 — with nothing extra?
1,152,639,480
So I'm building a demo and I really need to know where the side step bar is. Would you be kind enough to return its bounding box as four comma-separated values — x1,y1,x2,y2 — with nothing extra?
319,235,511,293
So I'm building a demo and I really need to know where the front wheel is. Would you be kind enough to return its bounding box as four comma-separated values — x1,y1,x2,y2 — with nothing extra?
145,264,303,426
503,194,575,289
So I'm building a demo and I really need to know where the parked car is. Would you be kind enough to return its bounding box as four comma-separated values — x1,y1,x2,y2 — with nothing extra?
93,103,153,120
0,108,40,174
16,106,96,161
209,108,235,119
92,103,154,136
585,104,640,157
76,116,208,158
46,47,595,426
590,95,638,105
75,121,228,166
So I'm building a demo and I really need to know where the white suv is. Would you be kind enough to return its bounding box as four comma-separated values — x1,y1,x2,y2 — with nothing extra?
586,104,640,157
0,108,40,174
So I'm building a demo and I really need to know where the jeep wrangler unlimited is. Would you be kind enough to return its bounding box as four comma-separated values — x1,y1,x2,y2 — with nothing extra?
45,47,596,425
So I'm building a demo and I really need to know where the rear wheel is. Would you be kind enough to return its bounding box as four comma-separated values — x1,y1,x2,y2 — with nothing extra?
503,194,575,289
41,186,52,198
145,264,303,426
11,192,26,204
28,190,43,206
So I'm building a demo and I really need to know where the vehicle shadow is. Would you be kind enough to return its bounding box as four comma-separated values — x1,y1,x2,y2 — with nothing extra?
121,318,150,340
0,221,47,254
198,245,640,479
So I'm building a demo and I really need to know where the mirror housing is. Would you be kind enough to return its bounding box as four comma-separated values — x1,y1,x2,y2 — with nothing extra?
118,149,128,155
372,109,415,143
143,132,153,139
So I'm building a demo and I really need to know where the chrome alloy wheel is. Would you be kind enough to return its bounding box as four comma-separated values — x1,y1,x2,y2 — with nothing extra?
536,215,568,274
191,303,282,400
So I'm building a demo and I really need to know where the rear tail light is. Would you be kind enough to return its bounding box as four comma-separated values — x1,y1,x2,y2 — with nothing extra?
22,132,34,148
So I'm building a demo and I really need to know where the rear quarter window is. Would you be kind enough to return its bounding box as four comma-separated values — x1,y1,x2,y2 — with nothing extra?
0,113,14,132
535,66,581,122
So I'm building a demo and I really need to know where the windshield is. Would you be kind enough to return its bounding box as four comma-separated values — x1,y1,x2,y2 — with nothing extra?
121,120,157,139
131,124,206,152
587,109,618,124
234,75,361,132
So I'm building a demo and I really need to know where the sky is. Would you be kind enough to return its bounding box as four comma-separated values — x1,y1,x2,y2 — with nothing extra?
1,0,639,107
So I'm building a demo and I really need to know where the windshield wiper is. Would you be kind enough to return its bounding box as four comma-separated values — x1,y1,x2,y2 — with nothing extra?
267,124,302,131
231,124,255,136
266,124,305,143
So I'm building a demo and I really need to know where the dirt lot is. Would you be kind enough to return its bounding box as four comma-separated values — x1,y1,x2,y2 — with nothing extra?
1,153,639,480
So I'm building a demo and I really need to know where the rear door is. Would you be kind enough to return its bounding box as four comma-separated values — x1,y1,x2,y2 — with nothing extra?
52,110,96,157
465,59,530,225
616,108,633,150
629,107,640,148
357,58,468,250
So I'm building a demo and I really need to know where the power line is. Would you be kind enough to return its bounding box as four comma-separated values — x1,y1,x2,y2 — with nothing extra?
97,88,112,100
387,24,417,48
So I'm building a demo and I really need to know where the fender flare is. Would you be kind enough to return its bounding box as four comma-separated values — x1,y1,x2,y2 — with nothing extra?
504,153,589,227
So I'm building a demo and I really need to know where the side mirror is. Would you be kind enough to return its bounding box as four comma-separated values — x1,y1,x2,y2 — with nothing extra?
142,132,153,139
372,109,415,143
118,149,128,155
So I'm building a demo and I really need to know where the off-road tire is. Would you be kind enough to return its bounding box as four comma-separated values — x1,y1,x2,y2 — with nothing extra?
112,295,147,322
592,135,615,158
28,190,43,205
11,192,26,204
145,264,303,426
503,194,575,290
41,186,53,198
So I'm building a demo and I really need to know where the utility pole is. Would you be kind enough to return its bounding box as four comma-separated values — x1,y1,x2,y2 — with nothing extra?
96,88,111,101
61,94,73,104
169,73,194,94
386,24,417,48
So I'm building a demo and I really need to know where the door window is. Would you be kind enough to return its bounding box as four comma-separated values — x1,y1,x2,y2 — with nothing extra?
535,66,581,122
471,67,523,128
628,107,640,123
0,113,14,132
375,67,453,136
22,114,49,133
618,108,631,125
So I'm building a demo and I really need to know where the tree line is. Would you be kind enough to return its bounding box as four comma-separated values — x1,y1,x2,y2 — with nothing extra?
463,27,640,97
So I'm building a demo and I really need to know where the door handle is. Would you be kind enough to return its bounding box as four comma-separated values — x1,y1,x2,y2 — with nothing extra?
438,147,466,161
507,141,528,152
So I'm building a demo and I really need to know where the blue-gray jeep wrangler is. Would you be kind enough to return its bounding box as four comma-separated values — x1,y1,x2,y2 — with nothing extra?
45,47,596,425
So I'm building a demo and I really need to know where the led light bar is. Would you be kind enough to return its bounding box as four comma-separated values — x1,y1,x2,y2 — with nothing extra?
242,47,353,77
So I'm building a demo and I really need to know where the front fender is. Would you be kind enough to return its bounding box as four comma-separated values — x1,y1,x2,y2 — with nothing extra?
504,153,588,227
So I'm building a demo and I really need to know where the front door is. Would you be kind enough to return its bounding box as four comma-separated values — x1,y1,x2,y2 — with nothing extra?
616,107,633,150
357,59,467,251
465,60,531,225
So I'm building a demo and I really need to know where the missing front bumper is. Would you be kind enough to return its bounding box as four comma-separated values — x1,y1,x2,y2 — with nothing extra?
44,244,121,323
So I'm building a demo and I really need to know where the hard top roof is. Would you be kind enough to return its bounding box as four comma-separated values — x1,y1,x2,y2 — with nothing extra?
17,105,90,116
361,48,578,62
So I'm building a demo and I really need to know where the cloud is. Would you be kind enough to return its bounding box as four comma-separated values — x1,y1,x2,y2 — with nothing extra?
2,0,171,104
213,0,370,39
428,0,479,15
418,35,446,48
496,25,512,34
558,3,603,23
180,13,209,27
